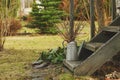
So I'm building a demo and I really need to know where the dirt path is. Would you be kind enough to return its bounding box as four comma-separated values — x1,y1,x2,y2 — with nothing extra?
30,64,67,80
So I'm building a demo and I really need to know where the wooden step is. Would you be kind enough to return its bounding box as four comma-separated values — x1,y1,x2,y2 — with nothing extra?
63,60,82,71
85,42,104,51
102,26,120,32
74,32,120,76
63,16,120,76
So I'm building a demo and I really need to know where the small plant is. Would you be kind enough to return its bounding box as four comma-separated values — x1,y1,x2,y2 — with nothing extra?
21,15,32,22
21,16,27,21
38,47,65,64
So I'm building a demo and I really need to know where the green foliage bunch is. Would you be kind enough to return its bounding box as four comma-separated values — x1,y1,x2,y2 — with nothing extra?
29,0,63,34
38,47,65,64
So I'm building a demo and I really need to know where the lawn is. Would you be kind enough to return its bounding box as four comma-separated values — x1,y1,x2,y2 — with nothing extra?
0,26,90,80
0,35,64,80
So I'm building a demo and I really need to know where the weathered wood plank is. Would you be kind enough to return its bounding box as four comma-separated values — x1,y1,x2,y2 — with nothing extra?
63,60,82,71
74,32,120,76
102,26,120,32
85,42,104,51
110,16,120,26
90,31,116,43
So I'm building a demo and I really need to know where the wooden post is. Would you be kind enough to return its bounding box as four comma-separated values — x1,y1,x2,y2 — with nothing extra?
90,0,95,39
111,0,116,20
70,0,74,42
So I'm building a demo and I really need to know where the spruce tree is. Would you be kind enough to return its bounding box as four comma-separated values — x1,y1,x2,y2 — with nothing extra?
30,0,63,34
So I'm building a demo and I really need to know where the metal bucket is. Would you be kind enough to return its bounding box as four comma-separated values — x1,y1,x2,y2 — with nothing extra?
66,41,78,60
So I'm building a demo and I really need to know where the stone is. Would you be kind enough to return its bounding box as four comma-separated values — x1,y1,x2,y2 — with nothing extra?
105,71,120,79
33,62,49,69
32,77,44,80
32,60,43,66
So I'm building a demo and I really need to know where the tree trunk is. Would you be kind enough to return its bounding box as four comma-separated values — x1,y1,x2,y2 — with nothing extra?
90,0,95,39
69,0,74,42
0,44,3,51
95,0,105,32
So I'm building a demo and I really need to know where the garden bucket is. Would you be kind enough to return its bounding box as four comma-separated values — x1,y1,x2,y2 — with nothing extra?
66,41,78,60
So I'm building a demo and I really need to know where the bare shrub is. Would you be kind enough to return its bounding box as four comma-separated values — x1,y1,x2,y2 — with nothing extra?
9,19,22,36
57,21,85,43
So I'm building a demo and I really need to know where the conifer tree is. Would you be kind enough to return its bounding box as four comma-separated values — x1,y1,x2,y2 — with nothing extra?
30,0,63,34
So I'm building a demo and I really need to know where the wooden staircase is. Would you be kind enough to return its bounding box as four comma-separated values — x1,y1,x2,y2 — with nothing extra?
63,16,120,76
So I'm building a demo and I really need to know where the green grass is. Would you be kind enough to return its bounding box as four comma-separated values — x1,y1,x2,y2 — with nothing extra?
0,26,90,80
0,35,63,80
5,35,63,50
